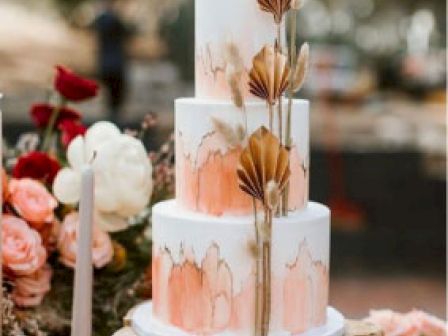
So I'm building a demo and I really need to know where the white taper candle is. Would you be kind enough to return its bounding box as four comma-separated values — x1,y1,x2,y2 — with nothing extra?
71,165,94,336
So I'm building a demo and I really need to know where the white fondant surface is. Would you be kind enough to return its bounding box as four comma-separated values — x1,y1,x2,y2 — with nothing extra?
132,301,345,336
175,98,309,168
152,200,330,293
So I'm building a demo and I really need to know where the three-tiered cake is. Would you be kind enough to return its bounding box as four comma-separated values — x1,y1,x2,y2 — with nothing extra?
149,1,339,335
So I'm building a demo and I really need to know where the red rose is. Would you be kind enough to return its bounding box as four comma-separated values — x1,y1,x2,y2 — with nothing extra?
30,103,81,128
58,120,87,147
54,65,98,102
13,152,61,185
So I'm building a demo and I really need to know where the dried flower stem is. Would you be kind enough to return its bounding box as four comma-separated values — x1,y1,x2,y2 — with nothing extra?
261,208,273,336
275,24,284,143
275,25,284,144
276,24,285,216
283,10,298,216
278,99,283,144
276,24,282,53
277,100,284,218
42,98,66,152
243,105,248,136
268,104,274,131
253,198,261,336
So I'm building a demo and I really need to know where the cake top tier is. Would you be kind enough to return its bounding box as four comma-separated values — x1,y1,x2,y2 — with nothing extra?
195,0,285,100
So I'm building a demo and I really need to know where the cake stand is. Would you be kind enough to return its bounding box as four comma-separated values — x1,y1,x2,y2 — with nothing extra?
126,301,346,336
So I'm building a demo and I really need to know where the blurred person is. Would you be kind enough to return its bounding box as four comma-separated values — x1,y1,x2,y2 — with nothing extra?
93,0,135,123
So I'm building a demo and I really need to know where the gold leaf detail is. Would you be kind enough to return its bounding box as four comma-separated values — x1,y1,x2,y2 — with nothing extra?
211,117,243,148
257,0,292,24
292,43,310,93
237,126,290,204
249,46,290,105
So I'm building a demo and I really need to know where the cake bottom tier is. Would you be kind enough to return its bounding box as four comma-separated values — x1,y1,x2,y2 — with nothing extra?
132,302,345,336
152,200,331,336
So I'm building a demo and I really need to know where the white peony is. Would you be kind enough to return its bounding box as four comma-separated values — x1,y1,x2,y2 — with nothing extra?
53,121,153,232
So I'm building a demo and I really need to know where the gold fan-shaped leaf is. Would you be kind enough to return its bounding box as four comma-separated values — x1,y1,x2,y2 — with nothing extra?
257,0,292,24
237,126,290,205
249,46,290,105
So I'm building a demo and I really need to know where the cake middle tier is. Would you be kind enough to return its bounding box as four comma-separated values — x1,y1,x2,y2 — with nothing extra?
152,200,330,336
176,98,309,216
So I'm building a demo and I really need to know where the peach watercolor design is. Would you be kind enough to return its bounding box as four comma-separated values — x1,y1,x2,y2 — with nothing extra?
283,243,329,334
152,242,328,335
176,133,307,216
153,244,238,334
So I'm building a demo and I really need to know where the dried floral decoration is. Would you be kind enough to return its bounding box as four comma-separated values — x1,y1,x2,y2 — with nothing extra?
224,43,245,108
249,46,290,106
237,126,290,206
257,0,292,24
292,43,310,93
290,0,305,10
237,127,290,336
211,117,245,148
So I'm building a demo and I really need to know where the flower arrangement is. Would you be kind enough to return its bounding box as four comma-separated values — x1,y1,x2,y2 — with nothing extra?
2,66,174,335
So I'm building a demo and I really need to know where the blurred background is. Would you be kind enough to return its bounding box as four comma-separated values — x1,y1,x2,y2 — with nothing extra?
0,0,446,320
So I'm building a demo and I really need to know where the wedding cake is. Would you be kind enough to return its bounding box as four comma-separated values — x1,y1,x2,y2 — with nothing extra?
149,1,338,335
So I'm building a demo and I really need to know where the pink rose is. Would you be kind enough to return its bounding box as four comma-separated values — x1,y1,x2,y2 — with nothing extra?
58,212,114,269
408,310,447,336
12,264,52,307
366,310,447,336
366,310,411,336
2,215,47,276
9,178,58,227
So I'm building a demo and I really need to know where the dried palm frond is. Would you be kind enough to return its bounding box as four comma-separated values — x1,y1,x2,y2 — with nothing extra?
249,46,290,105
292,43,310,92
237,126,290,205
257,0,292,24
